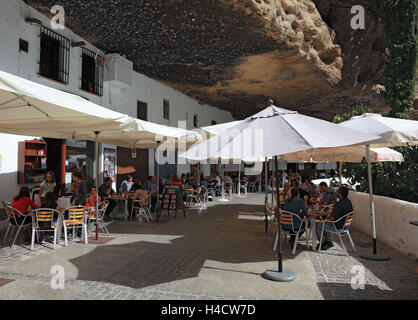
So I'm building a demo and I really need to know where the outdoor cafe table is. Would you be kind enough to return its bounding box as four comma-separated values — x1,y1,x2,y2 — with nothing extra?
108,195,130,221
306,210,330,250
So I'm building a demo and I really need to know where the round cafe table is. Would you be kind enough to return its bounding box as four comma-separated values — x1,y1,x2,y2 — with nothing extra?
306,209,331,250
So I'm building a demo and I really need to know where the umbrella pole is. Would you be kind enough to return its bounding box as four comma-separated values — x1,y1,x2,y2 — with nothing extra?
360,145,390,261
263,156,296,282
339,162,343,187
95,131,100,241
218,163,229,202
271,159,275,204
238,161,241,197
264,158,268,235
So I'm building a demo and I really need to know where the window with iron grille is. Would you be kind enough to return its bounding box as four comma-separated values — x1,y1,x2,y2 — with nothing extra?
81,48,104,96
39,27,70,84
163,99,170,120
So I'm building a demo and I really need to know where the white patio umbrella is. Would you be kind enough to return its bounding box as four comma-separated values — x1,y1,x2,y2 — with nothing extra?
338,113,418,261
181,105,381,282
282,146,404,163
0,70,199,239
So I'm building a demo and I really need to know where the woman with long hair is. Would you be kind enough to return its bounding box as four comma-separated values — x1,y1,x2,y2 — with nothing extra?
39,171,56,201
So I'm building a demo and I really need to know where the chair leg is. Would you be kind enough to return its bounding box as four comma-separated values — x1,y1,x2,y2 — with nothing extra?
11,225,23,248
83,225,88,245
292,231,300,255
338,232,349,256
30,227,36,251
53,228,57,250
347,231,357,252
319,223,325,252
2,225,11,246
63,224,68,247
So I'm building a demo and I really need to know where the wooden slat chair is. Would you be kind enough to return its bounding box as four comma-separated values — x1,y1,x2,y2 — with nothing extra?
186,187,204,206
87,201,110,235
63,206,88,245
318,211,356,256
276,210,308,255
130,195,152,222
31,208,61,250
2,201,32,248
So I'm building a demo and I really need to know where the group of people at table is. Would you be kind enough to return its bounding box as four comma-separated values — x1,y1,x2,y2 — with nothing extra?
8,168,352,250
278,180,353,251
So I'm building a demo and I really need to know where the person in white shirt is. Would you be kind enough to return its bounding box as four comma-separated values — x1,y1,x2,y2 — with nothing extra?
120,175,134,193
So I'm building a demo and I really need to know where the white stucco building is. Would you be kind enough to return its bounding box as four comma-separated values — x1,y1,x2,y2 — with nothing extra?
0,0,235,202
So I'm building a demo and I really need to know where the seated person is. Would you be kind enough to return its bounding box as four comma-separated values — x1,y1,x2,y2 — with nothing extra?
169,175,184,190
315,186,353,250
120,175,134,193
98,177,117,220
279,183,291,204
200,174,208,188
127,185,150,220
86,186,101,208
282,188,309,244
12,186,39,241
298,183,310,202
318,182,337,205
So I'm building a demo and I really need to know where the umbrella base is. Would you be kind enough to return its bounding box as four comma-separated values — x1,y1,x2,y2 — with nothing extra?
360,252,390,261
262,268,297,282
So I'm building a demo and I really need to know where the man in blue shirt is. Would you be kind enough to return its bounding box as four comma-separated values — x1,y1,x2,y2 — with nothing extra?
282,188,310,244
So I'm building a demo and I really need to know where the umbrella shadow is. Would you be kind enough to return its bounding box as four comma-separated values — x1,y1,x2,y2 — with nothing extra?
69,203,305,289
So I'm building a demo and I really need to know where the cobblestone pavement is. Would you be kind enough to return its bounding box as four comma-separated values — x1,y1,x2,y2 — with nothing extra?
0,194,417,300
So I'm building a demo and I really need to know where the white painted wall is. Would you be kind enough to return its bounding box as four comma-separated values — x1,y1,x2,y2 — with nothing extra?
0,133,40,202
0,0,235,202
349,191,418,260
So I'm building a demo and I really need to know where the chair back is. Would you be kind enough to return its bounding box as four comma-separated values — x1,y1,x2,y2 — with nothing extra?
97,201,109,218
280,210,294,232
280,210,303,233
342,211,355,231
3,202,17,223
66,206,87,225
33,208,59,229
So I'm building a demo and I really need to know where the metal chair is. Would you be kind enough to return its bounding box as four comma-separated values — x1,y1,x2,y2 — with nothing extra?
318,211,356,256
88,201,110,235
248,181,257,193
31,208,62,250
130,194,152,222
276,210,308,255
2,201,32,248
224,183,233,198
240,180,248,196
62,206,88,245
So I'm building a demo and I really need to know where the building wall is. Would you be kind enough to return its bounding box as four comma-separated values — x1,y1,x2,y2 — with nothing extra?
349,191,418,260
0,0,235,202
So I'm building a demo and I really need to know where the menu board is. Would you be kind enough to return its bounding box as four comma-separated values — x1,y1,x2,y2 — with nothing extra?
104,148,116,182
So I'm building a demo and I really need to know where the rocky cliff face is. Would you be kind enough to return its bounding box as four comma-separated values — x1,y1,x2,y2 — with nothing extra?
26,0,391,120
